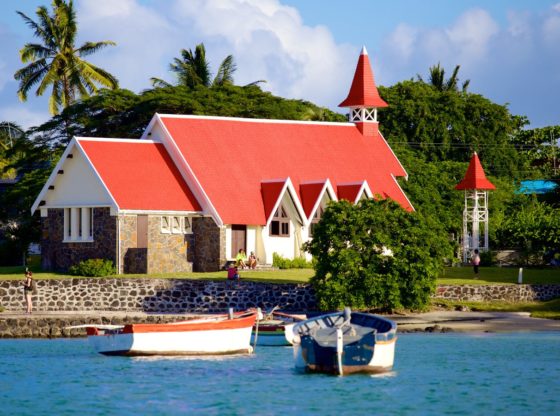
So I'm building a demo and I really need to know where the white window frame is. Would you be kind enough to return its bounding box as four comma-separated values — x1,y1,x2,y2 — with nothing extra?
160,216,193,235
63,207,94,243
161,216,171,234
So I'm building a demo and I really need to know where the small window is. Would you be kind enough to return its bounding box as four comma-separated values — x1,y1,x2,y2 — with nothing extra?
89,208,94,238
78,208,82,237
270,205,290,237
161,216,170,233
172,216,181,234
63,207,93,242
182,217,192,234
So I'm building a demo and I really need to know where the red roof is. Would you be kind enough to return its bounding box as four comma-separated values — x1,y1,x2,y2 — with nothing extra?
159,115,412,224
337,184,363,202
300,182,327,217
78,139,201,211
339,47,388,108
261,180,286,221
455,153,496,190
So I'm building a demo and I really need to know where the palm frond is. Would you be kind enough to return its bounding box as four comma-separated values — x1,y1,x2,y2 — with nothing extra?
20,43,53,63
213,54,236,86
150,77,173,88
77,41,116,57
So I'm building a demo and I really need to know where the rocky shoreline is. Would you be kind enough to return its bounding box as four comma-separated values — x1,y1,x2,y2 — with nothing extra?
1,310,559,338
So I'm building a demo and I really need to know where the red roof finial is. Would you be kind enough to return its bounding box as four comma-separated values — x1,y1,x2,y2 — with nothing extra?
339,46,388,108
455,152,496,190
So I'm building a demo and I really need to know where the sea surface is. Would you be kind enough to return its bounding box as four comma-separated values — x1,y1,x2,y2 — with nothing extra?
0,332,559,415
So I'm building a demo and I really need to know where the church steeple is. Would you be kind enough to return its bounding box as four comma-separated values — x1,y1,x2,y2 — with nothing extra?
339,46,388,137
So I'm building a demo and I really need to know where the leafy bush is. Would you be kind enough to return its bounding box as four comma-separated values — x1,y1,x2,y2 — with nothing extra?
272,253,313,269
305,199,451,312
69,258,115,277
480,250,495,266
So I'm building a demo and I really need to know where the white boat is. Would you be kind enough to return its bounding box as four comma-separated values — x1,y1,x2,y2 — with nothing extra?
251,310,305,346
292,308,397,375
85,310,257,356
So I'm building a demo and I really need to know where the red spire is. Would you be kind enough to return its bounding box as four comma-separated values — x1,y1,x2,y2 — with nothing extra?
455,153,496,190
339,46,388,108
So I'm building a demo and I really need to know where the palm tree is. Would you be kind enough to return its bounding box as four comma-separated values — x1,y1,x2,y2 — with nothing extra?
0,122,24,150
14,0,119,115
151,43,235,88
417,63,470,92
151,43,263,88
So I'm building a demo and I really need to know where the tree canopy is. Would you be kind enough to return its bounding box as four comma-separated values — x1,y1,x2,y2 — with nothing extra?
32,84,346,147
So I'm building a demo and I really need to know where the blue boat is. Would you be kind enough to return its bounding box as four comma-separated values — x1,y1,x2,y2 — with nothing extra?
291,308,397,375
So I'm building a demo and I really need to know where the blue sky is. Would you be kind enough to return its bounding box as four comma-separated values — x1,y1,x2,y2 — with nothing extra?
0,0,559,129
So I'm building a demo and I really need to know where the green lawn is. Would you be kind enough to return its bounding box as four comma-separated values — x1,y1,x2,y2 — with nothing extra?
438,266,560,285
0,265,315,284
2,265,557,284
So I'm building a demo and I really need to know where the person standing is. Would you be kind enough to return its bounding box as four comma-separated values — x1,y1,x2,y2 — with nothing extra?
472,249,481,278
23,270,34,314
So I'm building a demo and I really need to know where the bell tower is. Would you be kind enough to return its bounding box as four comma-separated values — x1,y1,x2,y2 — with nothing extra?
455,152,496,263
339,46,388,137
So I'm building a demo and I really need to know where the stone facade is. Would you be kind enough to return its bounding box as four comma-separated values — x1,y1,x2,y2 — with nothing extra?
42,210,224,274
192,217,226,272
120,215,194,274
41,208,116,271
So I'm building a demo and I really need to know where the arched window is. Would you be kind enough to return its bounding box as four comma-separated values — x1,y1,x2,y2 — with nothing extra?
270,205,289,237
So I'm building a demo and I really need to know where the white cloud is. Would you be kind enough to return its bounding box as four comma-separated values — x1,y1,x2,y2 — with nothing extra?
380,6,560,127
73,0,355,109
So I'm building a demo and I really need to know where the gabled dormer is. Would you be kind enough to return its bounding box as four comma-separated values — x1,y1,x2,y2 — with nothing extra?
339,46,388,137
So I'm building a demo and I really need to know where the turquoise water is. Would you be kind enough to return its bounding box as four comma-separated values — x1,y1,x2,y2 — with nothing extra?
1,333,559,415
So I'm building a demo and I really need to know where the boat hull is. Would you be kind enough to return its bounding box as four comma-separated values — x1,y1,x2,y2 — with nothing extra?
87,313,256,356
293,337,396,374
292,310,397,375
251,323,296,346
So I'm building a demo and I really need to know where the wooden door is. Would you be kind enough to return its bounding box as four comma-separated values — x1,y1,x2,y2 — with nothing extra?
231,225,246,258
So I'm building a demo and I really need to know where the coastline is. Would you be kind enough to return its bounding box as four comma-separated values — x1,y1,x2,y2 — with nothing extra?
1,310,560,338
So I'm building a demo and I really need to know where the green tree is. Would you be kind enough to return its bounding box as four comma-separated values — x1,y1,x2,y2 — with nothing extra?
417,63,470,92
305,199,450,312
0,131,55,265
15,0,118,115
32,84,345,146
511,125,560,176
379,80,526,177
495,196,560,265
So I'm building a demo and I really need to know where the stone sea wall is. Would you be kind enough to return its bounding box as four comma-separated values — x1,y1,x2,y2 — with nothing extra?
0,279,316,313
434,284,560,302
1,280,560,314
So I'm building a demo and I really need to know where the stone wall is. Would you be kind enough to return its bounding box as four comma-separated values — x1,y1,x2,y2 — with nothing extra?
0,279,316,313
434,284,560,302
2,280,560,315
41,208,116,271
